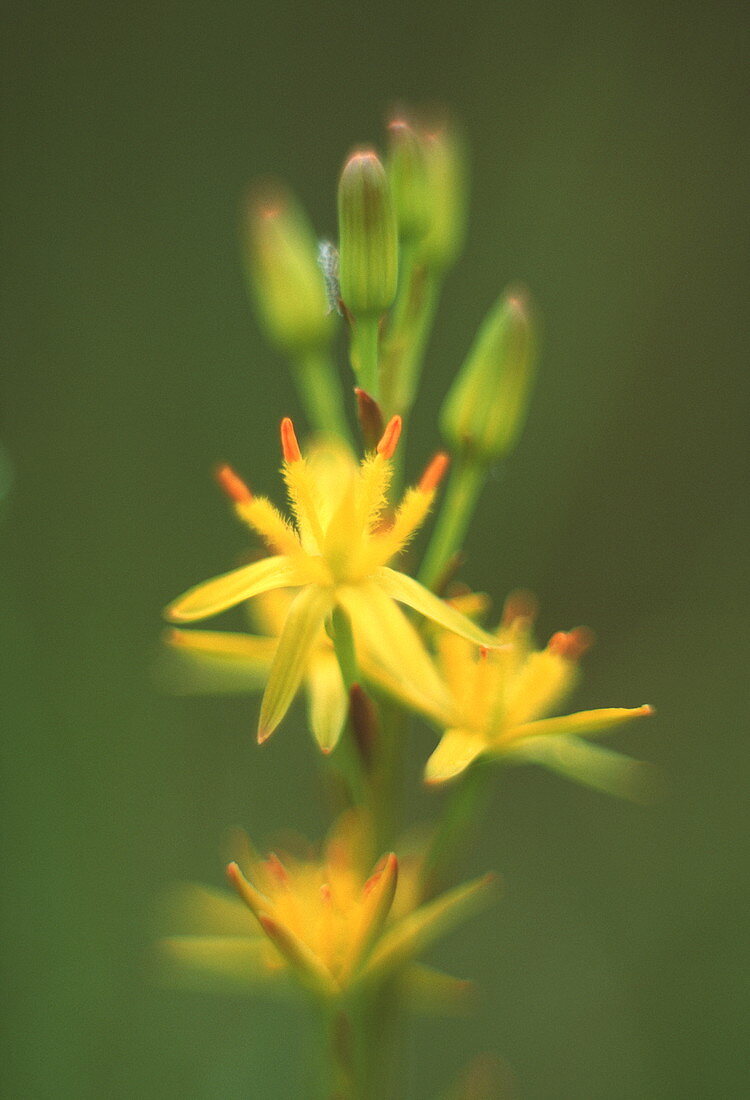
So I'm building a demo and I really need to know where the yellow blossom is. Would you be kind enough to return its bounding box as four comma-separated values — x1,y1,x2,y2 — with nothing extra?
165,419,496,743
419,592,654,798
156,811,495,1007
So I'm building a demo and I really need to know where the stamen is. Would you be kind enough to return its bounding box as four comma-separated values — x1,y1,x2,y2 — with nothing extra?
376,415,402,459
215,463,253,504
280,417,302,463
501,589,538,626
548,626,595,661
418,451,450,492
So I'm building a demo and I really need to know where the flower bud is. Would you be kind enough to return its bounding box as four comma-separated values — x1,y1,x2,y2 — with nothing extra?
386,117,430,242
337,149,398,317
243,184,333,354
419,120,468,271
441,291,536,462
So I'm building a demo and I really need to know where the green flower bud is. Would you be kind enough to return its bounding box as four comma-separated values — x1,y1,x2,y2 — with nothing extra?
441,291,536,462
243,185,333,354
387,117,430,242
337,149,398,317
419,120,468,271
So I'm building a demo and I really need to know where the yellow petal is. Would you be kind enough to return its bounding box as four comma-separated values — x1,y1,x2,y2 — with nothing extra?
258,586,333,742
155,882,258,937
257,914,339,997
157,629,276,694
343,852,399,978
424,728,488,784
502,649,577,727
373,567,498,648
508,734,658,802
500,704,654,746
305,650,348,753
336,581,451,714
400,963,474,1016
358,872,497,988
165,555,302,623
156,935,284,995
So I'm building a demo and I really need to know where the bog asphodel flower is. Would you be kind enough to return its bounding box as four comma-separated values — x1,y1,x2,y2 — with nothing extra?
421,592,654,798
165,417,496,743
157,811,495,1007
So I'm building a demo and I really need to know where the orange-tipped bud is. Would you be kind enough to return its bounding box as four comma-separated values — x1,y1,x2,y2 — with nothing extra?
265,852,290,885
548,626,595,661
280,417,302,463
418,451,450,492
354,387,385,451
501,588,539,626
215,463,253,504
376,414,402,458
349,683,379,768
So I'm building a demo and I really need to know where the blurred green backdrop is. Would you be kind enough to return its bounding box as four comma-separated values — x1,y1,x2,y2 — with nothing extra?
2,1,747,1096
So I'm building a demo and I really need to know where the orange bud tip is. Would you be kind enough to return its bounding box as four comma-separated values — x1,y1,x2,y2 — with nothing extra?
418,451,450,492
258,914,278,936
638,705,656,717
376,415,402,458
225,862,242,890
280,417,302,463
501,589,539,626
257,724,274,744
363,853,398,895
548,626,595,661
215,463,253,504
344,147,380,169
479,646,489,660
266,852,289,884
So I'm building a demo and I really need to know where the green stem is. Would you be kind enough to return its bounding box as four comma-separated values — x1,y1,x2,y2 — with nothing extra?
380,259,441,419
418,455,487,590
328,608,367,808
293,349,352,443
351,316,381,401
419,763,492,900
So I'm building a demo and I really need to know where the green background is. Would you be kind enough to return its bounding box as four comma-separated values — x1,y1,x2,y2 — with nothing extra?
2,1,747,1096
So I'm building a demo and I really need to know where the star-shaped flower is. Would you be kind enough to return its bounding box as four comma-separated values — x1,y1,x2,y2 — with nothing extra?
156,811,495,1008
420,592,654,798
165,418,495,743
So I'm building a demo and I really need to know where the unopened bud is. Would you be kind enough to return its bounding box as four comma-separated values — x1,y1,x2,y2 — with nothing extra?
243,185,333,354
337,149,398,317
441,291,536,462
387,117,430,241
419,119,468,271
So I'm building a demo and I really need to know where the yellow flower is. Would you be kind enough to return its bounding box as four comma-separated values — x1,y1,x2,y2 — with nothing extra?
420,592,654,798
156,811,495,1008
165,418,495,743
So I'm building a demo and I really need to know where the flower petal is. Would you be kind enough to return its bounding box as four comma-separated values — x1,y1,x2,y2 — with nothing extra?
156,935,284,995
157,629,277,694
336,581,451,714
373,567,498,648
500,704,654,746
165,556,302,623
258,586,333,742
424,728,488,785
400,963,474,1016
305,650,348,753
508,734,658,802
357,873,498,988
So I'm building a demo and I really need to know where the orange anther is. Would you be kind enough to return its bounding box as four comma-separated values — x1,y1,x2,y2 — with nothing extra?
280,417,302,463
418,451,450,492
548,626,595,661
501,589,538,626
376,415,402,459
215,463,253,504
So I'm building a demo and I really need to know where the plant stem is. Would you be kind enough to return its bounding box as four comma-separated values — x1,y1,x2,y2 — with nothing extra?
418,455,487,590
419,763,492,900
351,316,381,401
293,349,352,443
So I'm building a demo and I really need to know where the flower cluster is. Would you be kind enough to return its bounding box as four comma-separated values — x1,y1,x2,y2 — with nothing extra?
158,108,655,1091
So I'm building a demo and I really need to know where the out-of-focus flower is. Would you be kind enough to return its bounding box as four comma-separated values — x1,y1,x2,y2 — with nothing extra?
418,592,654,798
165,420,496,743
156,811,495,1007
